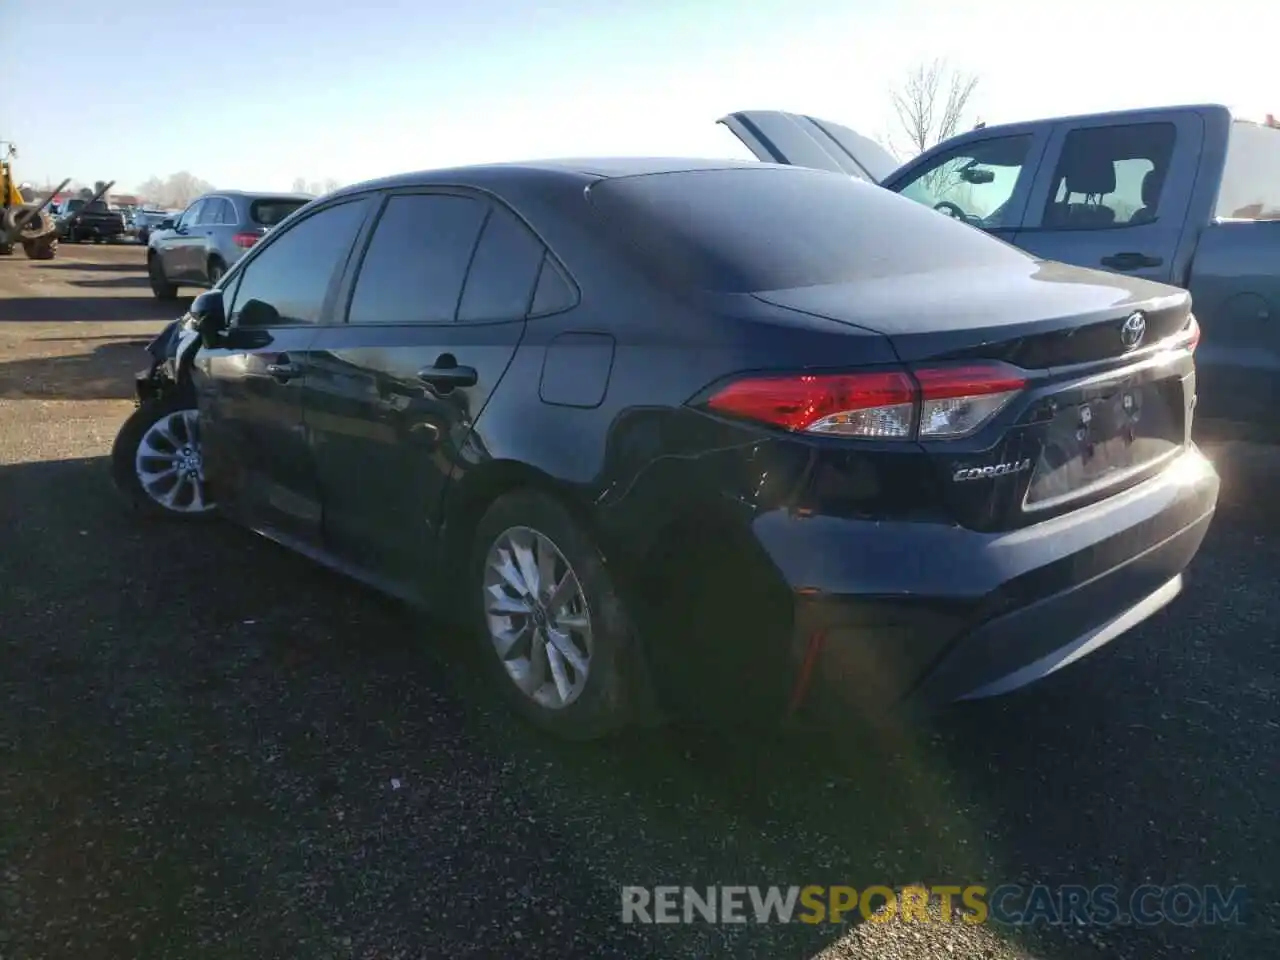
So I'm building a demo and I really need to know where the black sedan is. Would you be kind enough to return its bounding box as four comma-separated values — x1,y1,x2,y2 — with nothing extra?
110,159,1218,739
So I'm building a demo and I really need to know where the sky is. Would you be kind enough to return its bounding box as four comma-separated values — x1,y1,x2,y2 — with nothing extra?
3,0,1275,194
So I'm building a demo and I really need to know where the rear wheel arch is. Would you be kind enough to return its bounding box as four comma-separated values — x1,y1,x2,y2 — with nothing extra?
441,461,608,591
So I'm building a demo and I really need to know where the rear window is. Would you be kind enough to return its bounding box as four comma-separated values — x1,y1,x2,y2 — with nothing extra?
1215,121,1280,220
586,167,1031,293
250,198,309,227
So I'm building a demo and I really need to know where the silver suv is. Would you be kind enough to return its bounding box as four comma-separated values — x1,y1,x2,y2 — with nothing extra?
146,190,312,300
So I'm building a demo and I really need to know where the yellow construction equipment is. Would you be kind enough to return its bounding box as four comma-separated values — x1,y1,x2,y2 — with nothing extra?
1,141,65,260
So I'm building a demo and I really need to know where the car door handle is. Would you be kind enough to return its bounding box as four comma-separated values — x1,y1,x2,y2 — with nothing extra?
1101,252,1163,271
418,361,477,389
265,359,300,381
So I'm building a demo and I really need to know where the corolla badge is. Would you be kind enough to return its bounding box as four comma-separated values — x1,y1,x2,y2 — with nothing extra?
952,459,1033,482
1120,311,1147,351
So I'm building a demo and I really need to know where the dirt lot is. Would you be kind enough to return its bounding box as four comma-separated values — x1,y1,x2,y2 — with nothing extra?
1,244,1277,960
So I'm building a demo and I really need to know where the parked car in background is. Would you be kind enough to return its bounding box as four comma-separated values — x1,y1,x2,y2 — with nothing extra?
53,198,126,243
146,190,312,299
111,159,1216,740
133,208,177,245
721,104,1280,441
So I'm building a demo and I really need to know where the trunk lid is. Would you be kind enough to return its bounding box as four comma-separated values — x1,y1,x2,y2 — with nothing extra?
754,260,1190,365
757,262,1196,531
718,110,901,183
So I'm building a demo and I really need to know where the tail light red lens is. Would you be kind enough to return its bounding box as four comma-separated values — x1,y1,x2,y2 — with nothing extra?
701,363,1027,440
233,231,261,249
705,371,917,438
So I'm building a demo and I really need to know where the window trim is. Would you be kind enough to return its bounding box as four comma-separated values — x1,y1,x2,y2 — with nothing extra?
338,184,581,327
1031,120,1179,233
1017,111,1204,235
224,193,377,330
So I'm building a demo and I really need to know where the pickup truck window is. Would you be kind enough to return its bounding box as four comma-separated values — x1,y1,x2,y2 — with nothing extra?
1043,122,1176,229
896,135,1032,229
1216,121,1280,220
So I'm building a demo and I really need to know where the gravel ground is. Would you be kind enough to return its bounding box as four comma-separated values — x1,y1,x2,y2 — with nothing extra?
1,246,1277,959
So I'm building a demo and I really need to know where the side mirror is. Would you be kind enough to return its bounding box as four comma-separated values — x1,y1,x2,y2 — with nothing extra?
159,218,175,230
192,290,227,348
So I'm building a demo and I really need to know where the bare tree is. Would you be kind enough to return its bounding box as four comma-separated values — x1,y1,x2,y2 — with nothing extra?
889,59,979,160
134,172,215,209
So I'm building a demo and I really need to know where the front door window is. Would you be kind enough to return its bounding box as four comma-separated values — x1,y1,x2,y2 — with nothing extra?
896,135,1034,229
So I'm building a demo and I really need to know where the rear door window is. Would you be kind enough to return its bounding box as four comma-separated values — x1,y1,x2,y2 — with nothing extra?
249,198,310,227
1215,121,1280,220
456,204,546,322
346,193,489,324
1042,123,1177,228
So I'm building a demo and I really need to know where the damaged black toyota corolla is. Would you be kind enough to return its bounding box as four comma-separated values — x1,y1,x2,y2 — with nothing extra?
111,159,1218,739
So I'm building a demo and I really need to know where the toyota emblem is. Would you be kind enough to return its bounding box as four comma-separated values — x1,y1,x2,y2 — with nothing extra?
1121,312,1146,351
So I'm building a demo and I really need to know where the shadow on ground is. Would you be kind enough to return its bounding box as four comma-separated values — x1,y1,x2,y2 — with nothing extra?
66,275,153,291
0,454,1275,959
29,260,146,274
0,339,150,400
0,295,191,324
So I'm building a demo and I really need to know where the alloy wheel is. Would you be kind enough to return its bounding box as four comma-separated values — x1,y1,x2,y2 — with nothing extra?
482,526,593,710
134,409,214,514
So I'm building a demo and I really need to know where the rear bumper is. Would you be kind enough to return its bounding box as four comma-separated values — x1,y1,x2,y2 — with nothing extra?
753,447,1219,716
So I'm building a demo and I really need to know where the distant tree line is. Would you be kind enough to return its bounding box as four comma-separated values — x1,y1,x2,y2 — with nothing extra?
134,172,216,209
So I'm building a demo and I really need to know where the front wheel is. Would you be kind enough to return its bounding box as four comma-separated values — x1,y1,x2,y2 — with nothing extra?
472,490,639,740
111,398,216,520
148,253,179,300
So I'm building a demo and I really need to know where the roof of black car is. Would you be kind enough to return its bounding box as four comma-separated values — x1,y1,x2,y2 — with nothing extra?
333,157,780,196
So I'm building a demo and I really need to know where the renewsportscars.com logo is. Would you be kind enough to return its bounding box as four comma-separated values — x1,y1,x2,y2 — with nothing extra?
621,884,1248,927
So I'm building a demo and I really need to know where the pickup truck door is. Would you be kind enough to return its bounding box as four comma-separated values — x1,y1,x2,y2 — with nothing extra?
1007,111,1205,286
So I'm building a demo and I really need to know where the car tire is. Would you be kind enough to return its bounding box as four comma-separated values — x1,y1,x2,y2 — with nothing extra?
22,236,57,260
207,258,225,287
472,489,637,740
148,253,179,300
111,398,217,520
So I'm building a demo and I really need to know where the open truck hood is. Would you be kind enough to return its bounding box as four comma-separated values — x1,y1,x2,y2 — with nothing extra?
718,110,902,183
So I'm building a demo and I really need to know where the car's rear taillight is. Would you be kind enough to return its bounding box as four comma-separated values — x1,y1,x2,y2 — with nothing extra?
914,365,1027,439
1178,314,1200,352
705,371,917,438
233,231,261,249
700,362,1027,440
